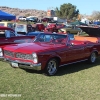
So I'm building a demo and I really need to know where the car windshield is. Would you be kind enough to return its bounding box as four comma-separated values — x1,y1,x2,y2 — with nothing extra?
34,33,68,44
26,32,41,36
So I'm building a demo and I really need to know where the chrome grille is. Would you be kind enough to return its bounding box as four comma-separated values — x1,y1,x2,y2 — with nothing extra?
4,50,14,57
16,53,33,60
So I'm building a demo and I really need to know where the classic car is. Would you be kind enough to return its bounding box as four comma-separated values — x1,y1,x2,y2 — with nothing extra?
32,23,45,32
1,33,100,76
41,17,53,22
41,17,50,22
45,23,65,33
15,24,34,35
26,16,38,22
0,21,15,29
59,25,81,34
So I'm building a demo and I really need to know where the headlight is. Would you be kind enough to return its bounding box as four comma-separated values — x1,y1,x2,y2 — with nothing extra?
32,53,38,63
0,48,3,57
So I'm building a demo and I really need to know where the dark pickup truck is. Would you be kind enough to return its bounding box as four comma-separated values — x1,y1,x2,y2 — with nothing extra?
0,26,35,46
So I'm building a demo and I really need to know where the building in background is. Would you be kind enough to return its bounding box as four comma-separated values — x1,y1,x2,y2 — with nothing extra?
47,8,55,17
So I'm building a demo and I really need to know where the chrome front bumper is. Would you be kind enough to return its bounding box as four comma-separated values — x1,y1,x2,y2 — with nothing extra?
4,58,41,71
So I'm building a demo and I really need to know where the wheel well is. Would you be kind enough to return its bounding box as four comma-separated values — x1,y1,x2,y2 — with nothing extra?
48,57,61,65
90,51,98,57
94,51,98,56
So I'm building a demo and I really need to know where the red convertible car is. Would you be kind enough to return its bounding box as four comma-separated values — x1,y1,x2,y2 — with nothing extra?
1,33,100,76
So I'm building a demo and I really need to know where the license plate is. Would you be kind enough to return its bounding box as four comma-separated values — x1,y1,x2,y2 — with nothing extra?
11,62,19,68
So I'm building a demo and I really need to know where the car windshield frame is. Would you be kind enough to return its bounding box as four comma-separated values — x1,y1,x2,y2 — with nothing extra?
34,33,68,45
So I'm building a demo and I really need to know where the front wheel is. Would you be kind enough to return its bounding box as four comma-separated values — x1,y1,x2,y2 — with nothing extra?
45,59,58,76
88,52,97,63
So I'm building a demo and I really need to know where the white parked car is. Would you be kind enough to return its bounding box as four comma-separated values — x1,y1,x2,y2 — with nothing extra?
18,16,26,21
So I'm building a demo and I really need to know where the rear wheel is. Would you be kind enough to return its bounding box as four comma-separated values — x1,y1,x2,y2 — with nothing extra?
88,52,97,63
45,59,58,76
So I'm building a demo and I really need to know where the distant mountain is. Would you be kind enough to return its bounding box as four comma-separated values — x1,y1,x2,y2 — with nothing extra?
0,6,47,19
0,6,92,20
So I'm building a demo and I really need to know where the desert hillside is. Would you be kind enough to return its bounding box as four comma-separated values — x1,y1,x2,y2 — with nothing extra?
0,6,47,19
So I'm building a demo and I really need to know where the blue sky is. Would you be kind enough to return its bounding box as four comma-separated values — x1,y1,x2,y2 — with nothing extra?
0,0,100,15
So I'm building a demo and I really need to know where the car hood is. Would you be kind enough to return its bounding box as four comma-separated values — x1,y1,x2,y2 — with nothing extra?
4,42,64,54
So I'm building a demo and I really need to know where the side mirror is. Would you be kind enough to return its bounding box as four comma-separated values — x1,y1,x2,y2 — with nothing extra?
71,42,74,46
67,42,74,46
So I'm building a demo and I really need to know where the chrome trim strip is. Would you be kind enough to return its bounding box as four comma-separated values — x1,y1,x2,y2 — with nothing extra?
59,59,88,67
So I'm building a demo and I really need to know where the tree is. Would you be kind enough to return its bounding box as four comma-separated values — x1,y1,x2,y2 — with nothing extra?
55,3,79,20
91,11,100,20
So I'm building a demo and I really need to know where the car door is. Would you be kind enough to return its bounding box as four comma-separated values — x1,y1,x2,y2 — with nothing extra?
60,38,88,65
56,44,86,65
66,44,86,62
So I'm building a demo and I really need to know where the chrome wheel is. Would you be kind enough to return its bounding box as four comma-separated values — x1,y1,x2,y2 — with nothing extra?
89,52,97,63
46,59,58,76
